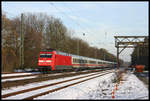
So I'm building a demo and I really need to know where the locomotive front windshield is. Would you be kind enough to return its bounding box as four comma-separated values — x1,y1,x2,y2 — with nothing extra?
40,54,52,58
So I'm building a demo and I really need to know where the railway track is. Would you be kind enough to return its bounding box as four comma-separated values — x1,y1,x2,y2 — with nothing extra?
2,69,102,80
2,69,107,89
2,71,65,80
2,72,27,74
2,73,40,80
2,70,114,100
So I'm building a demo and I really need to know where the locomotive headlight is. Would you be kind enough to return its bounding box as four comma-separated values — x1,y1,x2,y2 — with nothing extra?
39,60,44,62
46,60,52,62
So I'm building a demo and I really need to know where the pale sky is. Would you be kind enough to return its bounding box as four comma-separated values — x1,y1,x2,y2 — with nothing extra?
2,1,149,62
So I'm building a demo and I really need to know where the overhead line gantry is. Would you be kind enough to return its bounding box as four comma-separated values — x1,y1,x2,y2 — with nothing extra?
114,36,148,71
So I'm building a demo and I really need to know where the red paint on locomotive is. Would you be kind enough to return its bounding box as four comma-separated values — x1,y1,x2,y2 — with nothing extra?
37,50,72,71
55,54,72,66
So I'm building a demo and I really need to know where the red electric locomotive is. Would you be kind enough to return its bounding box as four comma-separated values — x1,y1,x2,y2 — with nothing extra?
37,49,116,72
38,49,73,72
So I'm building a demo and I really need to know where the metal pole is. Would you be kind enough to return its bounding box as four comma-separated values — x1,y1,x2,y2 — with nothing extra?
137,46,139,64
117,47,119,70
20,13,24,69
95,49,97,58
22,13,24,69
104,52,105,61
77,39,79,55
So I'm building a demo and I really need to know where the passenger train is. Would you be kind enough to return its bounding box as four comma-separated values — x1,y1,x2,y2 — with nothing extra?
37,49,116,72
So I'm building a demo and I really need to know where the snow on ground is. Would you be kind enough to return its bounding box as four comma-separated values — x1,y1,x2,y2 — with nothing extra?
1,72,78,82
2,72,40,77
114,72,149,99
35,72,115,99
2,70,149,100
35,71,148,100
2,71,104,96
2,76,38,82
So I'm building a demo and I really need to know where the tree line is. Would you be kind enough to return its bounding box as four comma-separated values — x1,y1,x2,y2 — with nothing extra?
131,37,149,70
2,12,122,72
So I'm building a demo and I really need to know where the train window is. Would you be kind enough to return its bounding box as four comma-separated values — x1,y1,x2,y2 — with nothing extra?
73,59,76,63
77,59,80,63
73,58,88,64
80,60,84,63
84,60,87,63
74,58,78,63
75,59,77,63
89,61,92,64
98,62,102,64
79,60,81,63
76,59,78,63
90,61,96,64
40,54,52,58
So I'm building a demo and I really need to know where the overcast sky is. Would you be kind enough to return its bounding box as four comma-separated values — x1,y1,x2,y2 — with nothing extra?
2,1,148,62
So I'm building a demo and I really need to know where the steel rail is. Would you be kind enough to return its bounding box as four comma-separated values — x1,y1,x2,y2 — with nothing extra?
2,74,40,79
2,69,103,89
2,70,113,99
23,71,113,100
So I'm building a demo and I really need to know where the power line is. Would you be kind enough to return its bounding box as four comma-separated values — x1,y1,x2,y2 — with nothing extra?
62,3,93,34
50,3,116,48
50,2,90,36
63,3,111,41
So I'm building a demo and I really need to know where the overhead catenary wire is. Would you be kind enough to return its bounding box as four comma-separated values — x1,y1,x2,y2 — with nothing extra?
66,4,116,45
63,3,108,37
62,3,115,44
50,2,90,36
50,3,116,47
62,3,94,35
